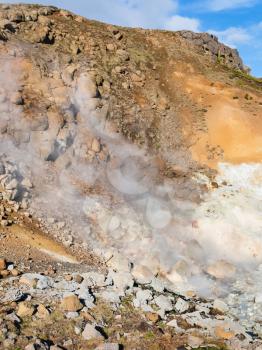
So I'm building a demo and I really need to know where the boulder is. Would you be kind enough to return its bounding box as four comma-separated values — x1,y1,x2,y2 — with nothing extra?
206,260,236,279
61,294,83,312
82,323,105,340
0,257,6,270
17,302,35,317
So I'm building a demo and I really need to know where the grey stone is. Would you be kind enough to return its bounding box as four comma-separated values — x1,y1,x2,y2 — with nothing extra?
81,271,107,287
150,277,165,293
213,299,229,313
82,323,104,340
54,280,78,292
106,252,131,272
187,335,204,348
179,30,244,70
174,298,190,313
131,264,154,284
20,273,53,290
154,295,173,312
99,290,121,304
255,294,262,303
5,178,18,190
5,312,21,323
24,343,38,350
2,289,24,302
76,288,95,308
21,178,33,188
136,289,153,303
108,270,134,295
133,288,153,310
0,163,5,175
66,311,79,319
95,343,120,350
36,275,53,290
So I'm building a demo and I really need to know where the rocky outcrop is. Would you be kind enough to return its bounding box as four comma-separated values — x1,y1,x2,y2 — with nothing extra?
179,30,244,71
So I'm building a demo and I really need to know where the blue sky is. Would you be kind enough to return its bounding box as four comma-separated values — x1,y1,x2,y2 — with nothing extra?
2,0,262,76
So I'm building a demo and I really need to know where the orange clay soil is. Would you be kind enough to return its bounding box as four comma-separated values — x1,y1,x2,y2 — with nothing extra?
171,66,262,169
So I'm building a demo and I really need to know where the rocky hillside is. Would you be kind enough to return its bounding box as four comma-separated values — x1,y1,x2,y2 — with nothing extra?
0,4,262,350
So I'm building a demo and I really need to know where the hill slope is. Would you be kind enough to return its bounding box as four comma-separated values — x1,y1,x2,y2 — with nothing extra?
0,4,262,350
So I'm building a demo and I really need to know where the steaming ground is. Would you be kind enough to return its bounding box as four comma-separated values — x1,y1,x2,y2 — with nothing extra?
1,62,262,305
1,46,262,343
2,6,262,348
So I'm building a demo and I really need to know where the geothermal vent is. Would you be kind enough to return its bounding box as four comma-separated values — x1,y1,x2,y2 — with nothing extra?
0,4,262,350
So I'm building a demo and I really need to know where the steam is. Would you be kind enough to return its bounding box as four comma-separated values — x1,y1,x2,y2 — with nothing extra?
1,55,262,299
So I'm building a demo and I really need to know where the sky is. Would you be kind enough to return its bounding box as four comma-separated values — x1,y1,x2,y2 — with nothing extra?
1,0,262,76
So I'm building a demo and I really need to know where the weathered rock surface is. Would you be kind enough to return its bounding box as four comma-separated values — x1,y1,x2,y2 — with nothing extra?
179,30,244,70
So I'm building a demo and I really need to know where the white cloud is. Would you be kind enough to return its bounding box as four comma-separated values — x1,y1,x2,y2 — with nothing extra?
206,0,257,11
0,0,180,29
165,15,201,32
208,27,251,47
0,0,202,33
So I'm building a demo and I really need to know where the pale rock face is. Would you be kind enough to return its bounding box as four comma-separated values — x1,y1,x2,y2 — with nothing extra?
133,288,153,311
131,264,154,284
187,335,204,348
106,252,131,273
95,344,120,350
174,298,190,313
25,344,37,350
108,269,134,295
107,216,121,232
76,74,98,99
81,271,107,287
154,295,173,312
213,299,229,313
82,324,104,340
98,290,121,304
36,304,50,318
206,260,236,280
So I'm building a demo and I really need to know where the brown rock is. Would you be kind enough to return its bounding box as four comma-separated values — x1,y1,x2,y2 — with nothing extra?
146,312,160,323
74,275,83,284
61,294,83,312
17,302,35,317
0,257,6,270
0,270,9,277
11,269,20,277
91,138,101,153
36,304,50,318
114,32,123,40
130,73,143,83
20,275,38,288
81,311,96,322
64,274,73,281
211,181,219,188
214,326,235,340
106,43,115,51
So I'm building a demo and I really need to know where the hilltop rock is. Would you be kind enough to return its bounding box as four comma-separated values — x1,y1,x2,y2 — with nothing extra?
179,30,244,70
